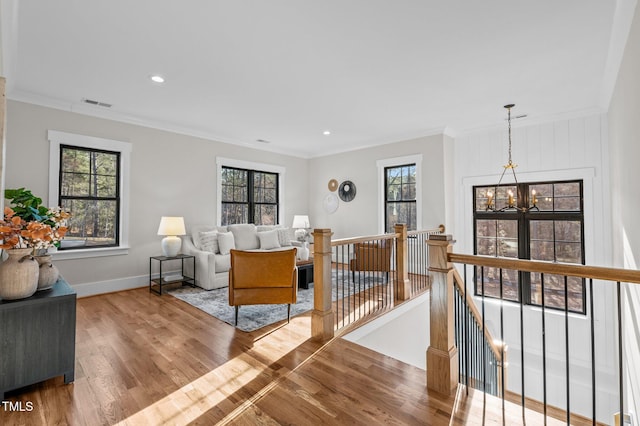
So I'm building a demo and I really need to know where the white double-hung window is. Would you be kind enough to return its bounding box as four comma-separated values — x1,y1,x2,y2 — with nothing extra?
48,130,131,259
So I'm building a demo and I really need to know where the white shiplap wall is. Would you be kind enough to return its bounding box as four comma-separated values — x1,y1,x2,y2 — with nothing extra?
453,113,617,423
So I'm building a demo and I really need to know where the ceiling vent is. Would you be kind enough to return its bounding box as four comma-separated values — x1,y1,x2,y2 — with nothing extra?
82,98,112,108
256,139,271,144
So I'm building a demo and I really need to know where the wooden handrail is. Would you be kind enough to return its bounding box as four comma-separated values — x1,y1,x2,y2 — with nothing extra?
407,224,445,237
449,253,640,284
331,233,395,246
452,268,503,363
330,226,445,247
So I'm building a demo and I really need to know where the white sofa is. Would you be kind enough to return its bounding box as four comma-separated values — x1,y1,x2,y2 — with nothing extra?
182,223,296,290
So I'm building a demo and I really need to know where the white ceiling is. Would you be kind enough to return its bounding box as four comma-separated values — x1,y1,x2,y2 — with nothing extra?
1,1,633,158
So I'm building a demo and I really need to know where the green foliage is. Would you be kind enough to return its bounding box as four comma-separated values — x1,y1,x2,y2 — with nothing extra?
4,188,53,224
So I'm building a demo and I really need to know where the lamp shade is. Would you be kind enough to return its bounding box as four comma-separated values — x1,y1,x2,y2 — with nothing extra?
292,215,310,229
157,217,185,257
157,216,186,236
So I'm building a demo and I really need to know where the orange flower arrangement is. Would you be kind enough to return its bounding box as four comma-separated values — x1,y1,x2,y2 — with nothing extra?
0,207,69,250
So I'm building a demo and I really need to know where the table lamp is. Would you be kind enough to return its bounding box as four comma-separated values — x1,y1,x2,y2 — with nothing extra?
157,216,186,257
292,215,311,242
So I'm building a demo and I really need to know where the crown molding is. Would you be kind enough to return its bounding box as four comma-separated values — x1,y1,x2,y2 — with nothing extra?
7,89,313,159
7,89,608,159
8,89,457,159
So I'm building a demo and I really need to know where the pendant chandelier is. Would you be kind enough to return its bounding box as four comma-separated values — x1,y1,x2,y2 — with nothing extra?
485,104,538,212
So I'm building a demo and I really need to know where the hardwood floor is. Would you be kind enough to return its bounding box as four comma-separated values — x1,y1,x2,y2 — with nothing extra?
451,386,604,426
1,286,455,425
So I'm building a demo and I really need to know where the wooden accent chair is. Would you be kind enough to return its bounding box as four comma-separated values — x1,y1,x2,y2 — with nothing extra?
349,240,392,282
229,248,298,326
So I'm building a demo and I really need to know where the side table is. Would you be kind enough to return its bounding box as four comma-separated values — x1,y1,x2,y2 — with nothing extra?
296,259,314,289
149,254,196,295
1,278,76,399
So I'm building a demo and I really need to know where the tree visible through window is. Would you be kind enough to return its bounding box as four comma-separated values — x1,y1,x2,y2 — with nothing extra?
221,166,278,225
385,164,416,232
473,180,585,314
59,145,120,248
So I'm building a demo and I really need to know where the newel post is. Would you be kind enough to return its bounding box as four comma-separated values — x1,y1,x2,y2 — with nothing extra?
426,235,458,395
394,223,411,301
312,229,334,341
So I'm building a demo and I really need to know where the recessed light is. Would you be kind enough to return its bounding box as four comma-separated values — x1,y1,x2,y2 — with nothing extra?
323,130,331,136
150,75,165,84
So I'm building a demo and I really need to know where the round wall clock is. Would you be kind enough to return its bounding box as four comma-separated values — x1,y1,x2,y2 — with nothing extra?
323,193,339,214
328,179,338,192
338,180,356,202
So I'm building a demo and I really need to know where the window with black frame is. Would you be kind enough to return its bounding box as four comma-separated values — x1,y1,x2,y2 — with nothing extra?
473,180,585,314
221,166,279,225
385,164,417,232
59,145,120,249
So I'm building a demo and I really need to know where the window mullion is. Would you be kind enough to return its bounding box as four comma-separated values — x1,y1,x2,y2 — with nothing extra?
520,183,531,305
473,180,585,313
247,170,254,223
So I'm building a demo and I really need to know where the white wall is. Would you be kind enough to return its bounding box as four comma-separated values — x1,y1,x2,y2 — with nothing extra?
4,97,452,339
454,113,617,422
608,0,640,423
5,100,309,296
308,134,450,239
344,292,430,370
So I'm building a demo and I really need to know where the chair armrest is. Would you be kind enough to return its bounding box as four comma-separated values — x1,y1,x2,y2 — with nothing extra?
181,236,219,287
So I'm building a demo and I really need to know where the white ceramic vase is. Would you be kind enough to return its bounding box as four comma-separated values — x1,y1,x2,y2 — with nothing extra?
35,254,59,290
0,248,39,300
297,242,310,261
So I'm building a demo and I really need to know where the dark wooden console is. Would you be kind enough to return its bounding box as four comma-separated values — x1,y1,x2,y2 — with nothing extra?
0,278,76,399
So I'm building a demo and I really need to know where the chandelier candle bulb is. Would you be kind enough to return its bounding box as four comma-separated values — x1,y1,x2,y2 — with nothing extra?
508,191,514,207
532,190,537,205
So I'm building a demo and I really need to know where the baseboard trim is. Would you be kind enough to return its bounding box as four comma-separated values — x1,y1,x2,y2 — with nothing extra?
72,274,148,298
70,267,187,298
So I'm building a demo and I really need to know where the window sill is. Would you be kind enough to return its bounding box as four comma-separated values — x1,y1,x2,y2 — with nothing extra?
51,246,130,261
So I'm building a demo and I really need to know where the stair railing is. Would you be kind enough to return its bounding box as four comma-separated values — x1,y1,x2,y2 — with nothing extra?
452,268,506,397
311,224,445,339
432,240,640,424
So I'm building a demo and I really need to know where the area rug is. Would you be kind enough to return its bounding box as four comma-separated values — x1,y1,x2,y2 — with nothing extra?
168,271,385,332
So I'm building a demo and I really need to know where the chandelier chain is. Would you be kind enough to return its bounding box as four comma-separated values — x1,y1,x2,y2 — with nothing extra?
505,105,514,166
507,106,513,166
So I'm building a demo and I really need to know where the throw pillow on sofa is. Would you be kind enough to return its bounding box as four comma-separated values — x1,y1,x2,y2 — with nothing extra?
276,228,292,247
198,230,220,253
227,224,259,250
218,232,235,255
258,229,281,250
